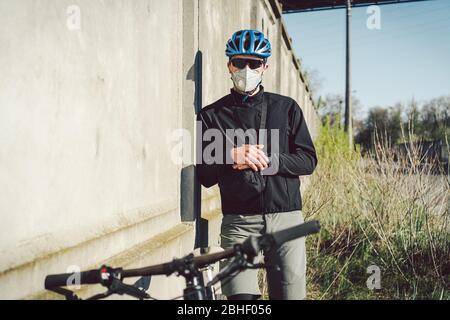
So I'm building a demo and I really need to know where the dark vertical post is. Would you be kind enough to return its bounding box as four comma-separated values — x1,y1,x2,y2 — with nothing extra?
193,51,208,249
344,0,353,147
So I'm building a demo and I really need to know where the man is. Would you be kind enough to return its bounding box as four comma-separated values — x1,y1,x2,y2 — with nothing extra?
196,30,317,300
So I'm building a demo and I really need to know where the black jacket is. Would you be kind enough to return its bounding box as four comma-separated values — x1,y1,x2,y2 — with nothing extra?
196,85,317,215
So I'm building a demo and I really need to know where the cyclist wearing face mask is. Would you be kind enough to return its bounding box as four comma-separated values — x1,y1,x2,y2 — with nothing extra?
196,30,318,300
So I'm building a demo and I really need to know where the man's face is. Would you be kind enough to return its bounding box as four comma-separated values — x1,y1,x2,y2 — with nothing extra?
227,54,269,75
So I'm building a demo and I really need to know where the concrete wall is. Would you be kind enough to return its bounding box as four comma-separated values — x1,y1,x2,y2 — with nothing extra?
0,0,319,299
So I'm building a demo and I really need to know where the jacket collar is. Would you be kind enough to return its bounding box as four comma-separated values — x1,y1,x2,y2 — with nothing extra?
230,85,264,106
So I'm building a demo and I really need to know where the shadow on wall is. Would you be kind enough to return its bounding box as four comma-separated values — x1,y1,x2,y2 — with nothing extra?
180,50,209,249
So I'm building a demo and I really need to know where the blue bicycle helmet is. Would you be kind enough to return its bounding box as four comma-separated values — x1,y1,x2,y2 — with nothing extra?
225,29,271,59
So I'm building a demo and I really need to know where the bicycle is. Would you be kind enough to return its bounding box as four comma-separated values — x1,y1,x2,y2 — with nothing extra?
44,220,320,300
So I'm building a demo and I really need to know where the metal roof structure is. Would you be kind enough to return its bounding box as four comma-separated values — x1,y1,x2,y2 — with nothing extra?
279,0,434,13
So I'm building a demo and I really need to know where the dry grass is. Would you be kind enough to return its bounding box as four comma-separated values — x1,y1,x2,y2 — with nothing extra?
255,119,449,299
301,122,450,299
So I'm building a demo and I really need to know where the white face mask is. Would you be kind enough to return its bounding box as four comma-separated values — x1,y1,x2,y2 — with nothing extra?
231,66,263,94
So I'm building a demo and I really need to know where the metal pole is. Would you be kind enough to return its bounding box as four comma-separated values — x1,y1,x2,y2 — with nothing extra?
344,0,353,147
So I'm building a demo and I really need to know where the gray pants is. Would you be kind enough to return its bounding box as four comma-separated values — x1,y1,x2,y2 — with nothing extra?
219,210,306,300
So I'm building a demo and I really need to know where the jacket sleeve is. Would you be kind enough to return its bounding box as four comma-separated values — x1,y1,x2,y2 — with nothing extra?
196,111,221,188
272,100,318,176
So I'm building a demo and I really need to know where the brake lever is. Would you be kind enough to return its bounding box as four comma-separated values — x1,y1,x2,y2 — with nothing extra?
86,291,113,300
109,278,151,300
49,286,80,300
206,255,248,287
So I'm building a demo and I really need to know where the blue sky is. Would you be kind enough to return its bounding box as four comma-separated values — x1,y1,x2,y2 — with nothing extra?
284,0,450,118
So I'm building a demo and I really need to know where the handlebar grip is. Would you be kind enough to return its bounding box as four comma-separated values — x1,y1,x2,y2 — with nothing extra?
45,269,101,289
271,220,320,246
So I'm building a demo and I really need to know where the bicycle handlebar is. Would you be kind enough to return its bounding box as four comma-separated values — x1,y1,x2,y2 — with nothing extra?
45,220,320,291
122,247,235,278
43,249,238,289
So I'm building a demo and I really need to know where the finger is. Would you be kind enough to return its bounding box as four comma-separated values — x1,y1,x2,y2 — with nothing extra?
247,148,259,159
256,150,270,163
256,155,268,168
245,158,259,171
253,153,268,167
247,155,264,170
